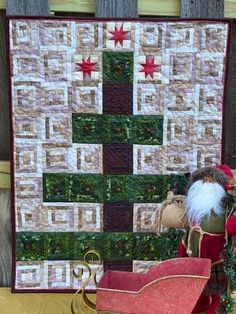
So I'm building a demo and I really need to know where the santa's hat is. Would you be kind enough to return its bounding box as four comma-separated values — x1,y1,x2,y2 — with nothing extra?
188,166,228,191
215,164,234,179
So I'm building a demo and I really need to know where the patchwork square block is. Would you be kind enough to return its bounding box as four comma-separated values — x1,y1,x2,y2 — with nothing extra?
103,144,133,174
134,84,164,115
77,203,103,232
42,205,75,232
11,20,39,50
133,203,161,232
16,261,44,289
103,260,132,273
103,52,133,83
103,115,130,143
131,116,163,145
72,260,103,290
103,83,133,115
13,83,40,115
72,114,103,143
103,232,133,260
17,201,42,231
104,22,134,50
17,233,47,261
46,261,71,288
70,83,102,114
74,232,104,259
103,203,133,232
139,23,164,50
133,145,164,174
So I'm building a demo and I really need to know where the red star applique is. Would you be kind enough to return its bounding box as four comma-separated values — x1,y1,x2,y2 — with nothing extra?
76,56,98,80
109,24,130,47
140,56,161,79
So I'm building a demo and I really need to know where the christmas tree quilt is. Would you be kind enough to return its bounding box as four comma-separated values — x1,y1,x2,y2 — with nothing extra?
9,18,229,291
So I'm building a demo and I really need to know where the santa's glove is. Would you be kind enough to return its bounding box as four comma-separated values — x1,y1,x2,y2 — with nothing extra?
226,215,236,236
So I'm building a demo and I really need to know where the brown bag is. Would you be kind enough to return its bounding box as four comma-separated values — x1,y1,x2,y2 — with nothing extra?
157,191,189,234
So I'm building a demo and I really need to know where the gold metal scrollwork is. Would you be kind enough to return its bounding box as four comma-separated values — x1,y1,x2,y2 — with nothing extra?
71,250,102,314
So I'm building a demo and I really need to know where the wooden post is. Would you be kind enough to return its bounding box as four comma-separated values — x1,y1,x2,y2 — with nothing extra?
224,23,236,167
95,0,138,18
0,190,11,287
0,7,11,287
7,0,50,16
180,0,224,18
0,11,10,161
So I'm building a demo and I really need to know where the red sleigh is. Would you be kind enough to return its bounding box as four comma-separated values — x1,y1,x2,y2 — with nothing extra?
96,258,211,314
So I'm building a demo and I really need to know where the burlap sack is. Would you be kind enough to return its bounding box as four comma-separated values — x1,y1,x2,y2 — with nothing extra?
157,191,189,234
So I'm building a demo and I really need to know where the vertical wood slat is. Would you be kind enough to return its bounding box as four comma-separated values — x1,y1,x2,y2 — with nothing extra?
6,0,50,16
0,11,10,161
95,0,138,18
0,190,11,286
180,0,224,18
0,9,11,287
224,21,236,168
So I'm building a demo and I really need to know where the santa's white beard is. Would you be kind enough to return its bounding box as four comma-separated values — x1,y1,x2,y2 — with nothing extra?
186,180,226,225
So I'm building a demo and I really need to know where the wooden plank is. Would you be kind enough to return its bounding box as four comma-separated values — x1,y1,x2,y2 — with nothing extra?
20,0,180,16
50,0,236,18
0,161,10,189
180,0,224,18
8,0,236,18
225,0,236,18
6,0,50,15
0,10,11,285
0,11,10,161
96,0,137,17
224,21,236,168
0,0,235,17
0,190,11,286
138,0,179,16
50,0,95,13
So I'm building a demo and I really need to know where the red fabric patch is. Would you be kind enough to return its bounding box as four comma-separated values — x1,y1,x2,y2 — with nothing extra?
226,215,236,235
109,24,130,47
192,294,211,313
215,164,234,178
177,241,188,257
200,233,225,262
207,294,221,314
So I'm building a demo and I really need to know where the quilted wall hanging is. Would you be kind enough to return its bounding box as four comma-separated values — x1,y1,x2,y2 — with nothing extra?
9,18,230,291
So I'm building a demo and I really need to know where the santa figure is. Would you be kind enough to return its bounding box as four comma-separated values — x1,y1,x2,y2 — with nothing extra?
178,165,236,314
